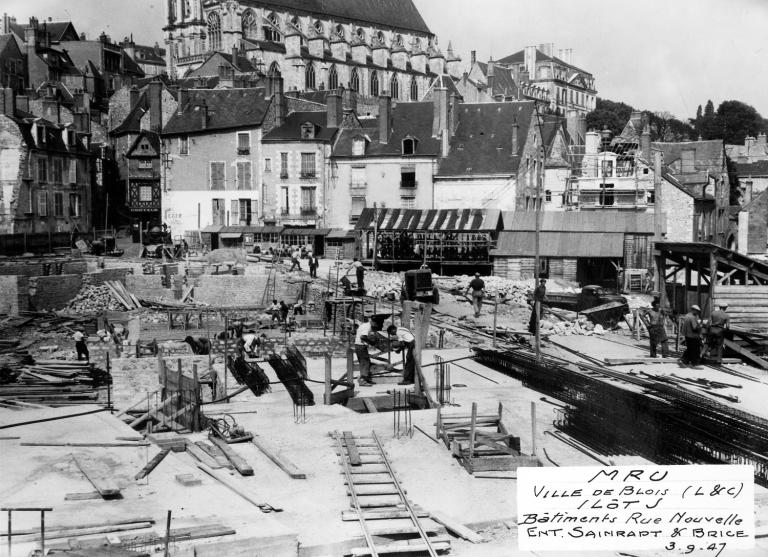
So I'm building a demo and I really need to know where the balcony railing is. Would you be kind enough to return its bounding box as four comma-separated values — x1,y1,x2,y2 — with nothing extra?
300,172,317,179
400,180,418,189
300,207,317,215
237,148,250,156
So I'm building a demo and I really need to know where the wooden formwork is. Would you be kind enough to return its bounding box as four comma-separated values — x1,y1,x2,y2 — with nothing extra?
436,402,540,474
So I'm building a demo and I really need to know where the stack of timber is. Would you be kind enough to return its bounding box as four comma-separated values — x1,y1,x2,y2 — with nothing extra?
334,430,452,556
436,402,540,474
0,359,110,407
104,280,142,310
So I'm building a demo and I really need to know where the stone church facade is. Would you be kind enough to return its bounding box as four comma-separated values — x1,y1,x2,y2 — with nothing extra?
163,0,461,99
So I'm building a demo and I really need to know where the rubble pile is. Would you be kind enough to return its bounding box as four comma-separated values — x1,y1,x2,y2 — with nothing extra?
67,284,123,313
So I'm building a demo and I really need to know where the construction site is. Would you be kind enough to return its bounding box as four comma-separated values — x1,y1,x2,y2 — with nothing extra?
3,240,768,557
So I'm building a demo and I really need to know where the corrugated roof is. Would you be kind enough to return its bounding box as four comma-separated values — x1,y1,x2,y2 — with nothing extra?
436,101,535,177
162,88,270,135
492,231,624,257
501,211,660,233
355,208,501,231
326,229,355,239
241,0,432,35
282,228,332,236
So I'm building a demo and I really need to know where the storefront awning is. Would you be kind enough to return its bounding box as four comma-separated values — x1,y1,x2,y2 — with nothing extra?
355,208,501,232
281,228,332,236
219,233,243,240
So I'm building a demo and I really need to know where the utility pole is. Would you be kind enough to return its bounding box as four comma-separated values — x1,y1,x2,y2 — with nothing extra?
653,149,663,293
534,140,543,362
372,202,379,269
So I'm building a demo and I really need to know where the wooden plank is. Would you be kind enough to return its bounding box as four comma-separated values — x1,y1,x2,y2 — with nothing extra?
128,393,179,428
356,495,403,507
71,454,121,498
11,522,154,543
346,485,400,496
367,518,441,536
361,397,378,413
1,517,154,537
134,448,171,480
251,436,306,479
343,431,361,466
341,509,429,521
186,443,224,469
346,464,389,474
64,491,102,501
350,540,451,556
465,454,541,472
724,339,768,370
429,510,485,543
209,435,254,476
195,441,231,468
343,474,394,485
117,523,235,546
22,442,149,448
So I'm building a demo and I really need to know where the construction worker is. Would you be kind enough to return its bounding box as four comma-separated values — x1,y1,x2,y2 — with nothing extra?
704,303,730,363
307,252,319,278
268,299,280,323
73,330,89,361
354,317,383,386
387,324,416,385
348,257,365,290
184,336,211,355
679,304,703,368
289,247,302,272
238,330,261,357
638,299,669,357
465,272,485,318
528,278,548,334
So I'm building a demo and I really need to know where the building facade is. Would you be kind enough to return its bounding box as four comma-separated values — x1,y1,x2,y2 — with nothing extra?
163,0,452,101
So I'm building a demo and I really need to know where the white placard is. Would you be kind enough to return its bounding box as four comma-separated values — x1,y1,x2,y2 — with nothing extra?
518,465,754,555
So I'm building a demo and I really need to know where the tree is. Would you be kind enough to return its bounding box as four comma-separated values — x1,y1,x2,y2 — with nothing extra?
715,100,766,144
696,105,702,121
704,100,715,118
585,98,634,137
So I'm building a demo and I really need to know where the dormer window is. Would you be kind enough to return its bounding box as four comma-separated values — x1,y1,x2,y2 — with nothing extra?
290,16,302,32
402,137,417,155
335,24,345,40
352,136,367,156
36,126,46,145
314,20,323,35
301,122,315,140
356,27,366,42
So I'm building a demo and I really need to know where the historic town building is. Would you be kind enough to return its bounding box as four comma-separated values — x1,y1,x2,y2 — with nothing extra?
163,0,456,99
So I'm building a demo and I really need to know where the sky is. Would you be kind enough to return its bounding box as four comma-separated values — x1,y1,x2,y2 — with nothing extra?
4,0,768,120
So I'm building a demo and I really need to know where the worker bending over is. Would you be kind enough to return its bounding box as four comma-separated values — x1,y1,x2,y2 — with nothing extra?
387,324,416,385
184,336,211,355
354,317,384,386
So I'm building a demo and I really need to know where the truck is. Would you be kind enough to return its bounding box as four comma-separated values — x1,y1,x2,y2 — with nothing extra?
534,285,629,328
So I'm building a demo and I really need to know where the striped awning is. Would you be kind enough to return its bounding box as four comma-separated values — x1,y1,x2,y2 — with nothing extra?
355,208,501,232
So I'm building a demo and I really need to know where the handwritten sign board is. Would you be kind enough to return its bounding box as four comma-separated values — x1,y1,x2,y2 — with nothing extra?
518,465,753,556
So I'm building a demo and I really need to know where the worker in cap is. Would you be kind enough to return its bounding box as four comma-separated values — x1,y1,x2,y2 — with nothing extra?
528,278,548,335
638,298,669,358
679,304,702,368
465,273,486,318
704,302,730,364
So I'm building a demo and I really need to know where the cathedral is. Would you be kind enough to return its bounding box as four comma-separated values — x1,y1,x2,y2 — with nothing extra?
163,0,461,99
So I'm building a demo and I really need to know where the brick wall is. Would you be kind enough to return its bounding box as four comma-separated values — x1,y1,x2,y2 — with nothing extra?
29,274,83,310
194,274,303,307
0,275,29,314
0,257,87,277
83,267,133,286
125,274,168,299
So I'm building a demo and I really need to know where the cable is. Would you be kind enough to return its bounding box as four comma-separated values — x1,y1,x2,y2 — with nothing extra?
0,407,109,430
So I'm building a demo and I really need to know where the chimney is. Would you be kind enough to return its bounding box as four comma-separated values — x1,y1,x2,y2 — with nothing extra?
432,87,448,139
231,44,239,70
745,136,756,159
511,119,519,154
148,80,163,132
200,99,208,130
42,97,60,124
177,88,188,115
470,50,476,65
274,77,285,127
486,61,495,96
641,124,651,162
629,110,643,132
1,87,15,117
378,95,391,144
154,41,161,56
577,115,586,146
16,95,29,113
449,92,459,136
585,130,600,156
566,112,580,145
2,13,11,35
129,86,140,111
327,91,342,129
524,45,536,76
758,133,767,154
744,180,754,205
73,110,90,134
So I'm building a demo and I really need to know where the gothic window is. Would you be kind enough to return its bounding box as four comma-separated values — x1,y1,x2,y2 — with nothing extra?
313,20,323,35
350,67,360,93
395,34,404,47
290,16,302,31
264,12,282,42
356,27,366,43
370,71,379,97
390,74,399,100
305,63,316,90
168,0,176,24
413,38,422,51
410,77,418,101
268,61,281,77
207,12,221,51
328,65,339,90
335,24,345,40
376,31,385,46
241,10,257,40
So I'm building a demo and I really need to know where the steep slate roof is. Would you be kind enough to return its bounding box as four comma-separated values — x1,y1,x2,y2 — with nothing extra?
476,62,518,98
126,130,160,157
262,111,337,142
162,88,270,135
497,48,593,78
0,34,15,54
735,160,768,177
132,43,166,65
652,140,725,174
110,91,148,135
436,101,535,177
332,101,441,157
9,20,79,43
187,51,261,77
241,0,432,35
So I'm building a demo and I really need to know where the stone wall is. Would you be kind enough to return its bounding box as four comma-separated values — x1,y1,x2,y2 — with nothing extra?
125,274,168,299
0,275,29,314
0,257,88,277
83,267,134,286
193,274,303,307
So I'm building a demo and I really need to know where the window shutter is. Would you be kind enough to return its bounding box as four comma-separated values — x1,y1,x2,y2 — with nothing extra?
250,198,258,219
68,160,77,184
244,162,251,189
231,199,239,223
38,191,48,216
